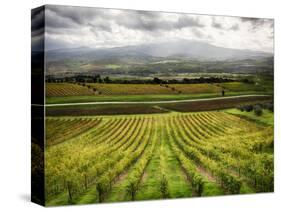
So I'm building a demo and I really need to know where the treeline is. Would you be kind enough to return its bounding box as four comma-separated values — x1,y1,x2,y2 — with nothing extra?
237,102,274,116
46,75,242,84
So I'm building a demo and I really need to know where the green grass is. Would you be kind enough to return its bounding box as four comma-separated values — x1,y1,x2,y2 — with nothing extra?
46,91,269,104
136,131,193,200
202,182,224,196
226,109,274,126
46,93,218,104
46,192,70,206
219,82,262,91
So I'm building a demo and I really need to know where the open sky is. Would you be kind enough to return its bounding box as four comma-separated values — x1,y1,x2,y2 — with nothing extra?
32,5,274,52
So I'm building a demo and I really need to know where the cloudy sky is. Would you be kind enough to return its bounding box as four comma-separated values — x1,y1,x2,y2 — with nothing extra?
32,5,274,52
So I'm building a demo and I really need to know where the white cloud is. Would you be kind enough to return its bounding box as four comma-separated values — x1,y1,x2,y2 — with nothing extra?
44,5,274,52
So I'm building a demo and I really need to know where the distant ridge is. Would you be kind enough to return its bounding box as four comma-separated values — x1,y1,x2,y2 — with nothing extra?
47,39,272,61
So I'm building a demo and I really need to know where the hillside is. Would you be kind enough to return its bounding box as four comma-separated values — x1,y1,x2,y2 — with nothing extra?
45,40,273,77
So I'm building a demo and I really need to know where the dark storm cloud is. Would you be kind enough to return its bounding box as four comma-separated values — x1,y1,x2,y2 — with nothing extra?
212,22,222,29
31,6,44,36
115,12,167,31
192,28,204,38
211,18,241,31
31,6,44,29
46,10,76,29
133,10,162,19
32,6,45,51
45,5,115,35
229,24,239,31
31,6,43,18
240,17,273,30
116,12,204,31
176,16,204,28
211,18,223,29
88,23,112,33
47,5,103,25
40,5,273,52
45,5,205,33
32,27,44,37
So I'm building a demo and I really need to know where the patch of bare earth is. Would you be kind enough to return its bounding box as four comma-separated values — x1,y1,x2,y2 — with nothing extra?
114,171,129,185
140,171,148,184
196,165,216,182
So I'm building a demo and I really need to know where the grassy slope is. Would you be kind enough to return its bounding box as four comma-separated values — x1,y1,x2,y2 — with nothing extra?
46,91,270,104
225,109,274,126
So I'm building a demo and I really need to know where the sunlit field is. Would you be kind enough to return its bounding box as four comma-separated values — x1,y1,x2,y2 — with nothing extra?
45,111,273,206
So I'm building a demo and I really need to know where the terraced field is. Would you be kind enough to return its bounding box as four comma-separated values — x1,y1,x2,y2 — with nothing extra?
46,83,94,97
46,118,101,146
45,111,274,206
86,83,176,95
46,82,269,98
45,82,272,105
85,83,223,95
165,84,221,94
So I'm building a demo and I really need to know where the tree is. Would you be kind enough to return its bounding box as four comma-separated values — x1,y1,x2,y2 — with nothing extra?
153,77,162,84
254,105,263,116
244,105,254,112
263,102,273,112
104,76,111,83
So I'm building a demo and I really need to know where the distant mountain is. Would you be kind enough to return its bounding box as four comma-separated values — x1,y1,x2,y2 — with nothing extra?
45,40,273,77
46,39,272,62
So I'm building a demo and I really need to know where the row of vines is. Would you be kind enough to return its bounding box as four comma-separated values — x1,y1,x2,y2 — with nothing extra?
45,111,273,205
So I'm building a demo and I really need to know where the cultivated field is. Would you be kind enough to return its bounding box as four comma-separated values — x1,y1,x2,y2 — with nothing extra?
45,111,273,206
35,8,275,207
86,83,176,95
46,95,272,116
46,83,94,97
46,81,272,98
86,83,222,95
166,84,221,94
46,118,101,146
